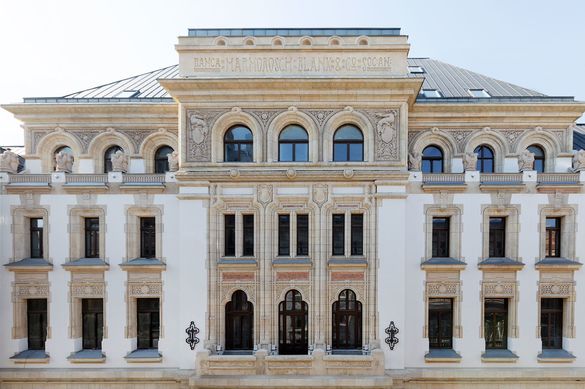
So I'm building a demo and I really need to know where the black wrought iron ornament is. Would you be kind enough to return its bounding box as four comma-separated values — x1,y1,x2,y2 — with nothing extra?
185,321,200,350
385,321,399,350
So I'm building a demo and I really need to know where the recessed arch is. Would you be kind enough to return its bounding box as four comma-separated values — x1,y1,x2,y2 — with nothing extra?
323,110,374,162
410,129,457,173
87,130,134,173
36,131,83,173
356,36,369,46
328,36,342,46
272,36,285,46
278,289,308,355
515,129,561,172
214,36,227,46
211,110,263,163
225,290,254,351
464,129,509,173
332,289,362,350
243,36,255,46
139,131,178,173
299,36,313,46
267,110,318,163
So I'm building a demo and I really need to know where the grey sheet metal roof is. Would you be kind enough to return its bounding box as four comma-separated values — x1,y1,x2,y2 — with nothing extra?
575,125,585,150
22,59,576,103
188,28,402,37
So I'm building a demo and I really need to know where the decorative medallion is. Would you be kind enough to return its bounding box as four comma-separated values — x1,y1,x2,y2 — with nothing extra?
257,184,273,205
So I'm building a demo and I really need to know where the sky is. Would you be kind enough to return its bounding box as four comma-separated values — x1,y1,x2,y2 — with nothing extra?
0,0,584,145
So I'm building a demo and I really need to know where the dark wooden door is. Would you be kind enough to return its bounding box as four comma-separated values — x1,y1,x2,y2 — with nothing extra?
278,290,308,355
225,290,254,350
332,289,362,349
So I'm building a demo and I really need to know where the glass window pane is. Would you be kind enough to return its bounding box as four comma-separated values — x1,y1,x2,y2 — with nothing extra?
279,144,293,162
278,215,290,256
239,143,253,162
334,144,347,161
334,125,363,140
224,144,237,162
349,144,363,161
296,214,309,256
242,214,254,256
226,126,253,141
351,214,363,256
280,125,308,140
224,215,236,256
332,214,345,256
295,143,308,162
423,146,442,158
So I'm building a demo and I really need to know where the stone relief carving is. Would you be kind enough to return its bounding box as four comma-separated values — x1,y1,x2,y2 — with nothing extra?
539,282,573,297
361,110,400,161
0,150,20,173
55,149,74,173
128,282,162,297
186,110,225,162
246,109,281,130
518,150,535,171
15,283,50,298
482,282,515,297
71,283,105,298
572,150,585,172
168,150,179,172
426,281,459,297
118,130,153,153
257,184,273,205
408,152,421,171
68,130,101,153
110,150,128,172
501,130,525,149
462,152,478,171
31,131,50,154
303,109,336,128
312,184,328,207
450,130,473,152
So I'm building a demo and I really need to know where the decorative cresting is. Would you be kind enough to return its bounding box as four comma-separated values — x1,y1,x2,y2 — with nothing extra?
385,321,399,350
185,321,200,350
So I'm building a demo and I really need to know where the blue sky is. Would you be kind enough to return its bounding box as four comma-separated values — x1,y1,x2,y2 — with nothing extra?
0,0,583,145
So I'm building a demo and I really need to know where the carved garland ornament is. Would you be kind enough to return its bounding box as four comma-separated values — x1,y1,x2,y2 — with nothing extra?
426,281,459,297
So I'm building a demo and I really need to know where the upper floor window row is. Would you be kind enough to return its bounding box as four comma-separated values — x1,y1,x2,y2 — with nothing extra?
224,124,365,163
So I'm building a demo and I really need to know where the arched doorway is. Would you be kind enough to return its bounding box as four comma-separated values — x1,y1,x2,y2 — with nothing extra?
332,289,362,350
225,290,253,351
278,290,308,355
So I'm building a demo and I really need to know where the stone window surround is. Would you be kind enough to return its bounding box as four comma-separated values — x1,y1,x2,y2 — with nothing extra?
125,272,164,341
271,203,313,259
266,109,319,163
410,128,457,173
217,283,258,350
210,109,264,163
481,205,520,261
11,207,50,261
536,271,576,340
322,109,374,163
86,130,134,174
325,284,366,347
125,206,164,261
139,130,178,173
219,209,259,259
424,205,463,260
480,272,520,340
34,130,83,173
514,129,562,173
68,272,107,342
68,206,107,261
538,205,577,261
11,272,51,342
464,129,510,173
423,271,462,340
326,205,368,259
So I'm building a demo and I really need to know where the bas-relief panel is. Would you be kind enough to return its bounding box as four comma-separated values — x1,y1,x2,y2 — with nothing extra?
185,108,403,162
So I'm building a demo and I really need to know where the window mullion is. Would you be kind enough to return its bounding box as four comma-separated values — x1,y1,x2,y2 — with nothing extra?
235,212,242,258
345,210,351,258
291,212,297,258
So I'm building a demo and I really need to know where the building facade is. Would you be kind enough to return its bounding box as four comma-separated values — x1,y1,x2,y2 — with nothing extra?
1,28,585,388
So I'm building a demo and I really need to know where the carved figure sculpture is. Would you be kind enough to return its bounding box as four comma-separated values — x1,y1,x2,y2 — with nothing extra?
376,112,397,143
518,150,535,171
189,113,209,144
55,150,74,173
462,152,478,171
111,150,128,172
573,150,585,172
168,151,179,172
408,152,422,171
0,150,20,173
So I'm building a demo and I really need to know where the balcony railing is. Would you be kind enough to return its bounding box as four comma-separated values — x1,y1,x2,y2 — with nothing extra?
123,174,165,184
8,174,51,184
422,173,465,185
480,173,523,185
66,174,108,184
537,173,580,185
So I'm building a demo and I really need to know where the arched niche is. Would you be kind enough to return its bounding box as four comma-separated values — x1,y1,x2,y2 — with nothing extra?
36,131,83,173
139,130,178,173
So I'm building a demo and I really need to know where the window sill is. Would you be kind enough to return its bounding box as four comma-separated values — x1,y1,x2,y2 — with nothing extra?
4,257,53,272
535,258,582,271
420,257,466,270
478,257,524,271
217,258,258,268
10,350,50,363
481,349,518,362
125,349,162,363
328,258,367,267
537,349,575,363
424,348,461,363
120,258,166,271
62,258,109,271
273,257,312,267
68,349,106,363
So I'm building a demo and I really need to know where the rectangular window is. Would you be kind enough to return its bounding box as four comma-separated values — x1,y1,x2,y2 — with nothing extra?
27,299,47,350
30,218,44,259
428,298,453,349
484,298,508,349
296,214,309,256
140,217,156,258
545,217,561,258
84,218,100,258
224,215,236,257
82,298,103,350
541,298,563,349
332,214,345,256
278,214,290,256
137,298,160,349
242,214,254,256
432,217,450,258
350,214,363,256
488,217,506,258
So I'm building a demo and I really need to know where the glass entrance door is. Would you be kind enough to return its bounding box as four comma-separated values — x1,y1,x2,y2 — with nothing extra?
278,290,308,355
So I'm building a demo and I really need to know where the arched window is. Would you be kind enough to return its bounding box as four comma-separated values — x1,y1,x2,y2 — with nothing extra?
53,146,73,171
333,125,363,162
528,145,545,173
421,145,444,173
225,290,254,351
474,145,494,173
332,289,362,350
154,145,174,173
279,125,308,162
278,290,308,355
224,126,253,162
104,146,123,173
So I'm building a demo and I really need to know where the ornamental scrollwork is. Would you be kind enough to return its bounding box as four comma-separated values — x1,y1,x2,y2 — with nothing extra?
539,282,573,297
185,321,200,350
385,321,399,350
128,282,162,297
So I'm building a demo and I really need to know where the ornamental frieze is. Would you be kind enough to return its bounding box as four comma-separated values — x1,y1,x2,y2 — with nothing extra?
482,281,515,298
538,281,573,297
14,283,50,299
71,282,105,298
128,281,162,297
426,281,459,297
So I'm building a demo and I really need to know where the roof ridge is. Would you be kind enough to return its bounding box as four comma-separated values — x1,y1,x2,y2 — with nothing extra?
61,64,178,98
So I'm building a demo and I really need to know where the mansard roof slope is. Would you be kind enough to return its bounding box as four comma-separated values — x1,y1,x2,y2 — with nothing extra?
21,59,576,104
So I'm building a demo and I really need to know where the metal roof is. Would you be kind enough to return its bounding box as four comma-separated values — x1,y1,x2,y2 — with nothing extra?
22,59,576,104
187,28,402,37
